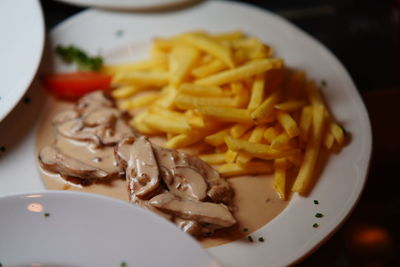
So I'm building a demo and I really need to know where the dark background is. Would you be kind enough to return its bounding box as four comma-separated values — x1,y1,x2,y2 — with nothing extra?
39,0,400,266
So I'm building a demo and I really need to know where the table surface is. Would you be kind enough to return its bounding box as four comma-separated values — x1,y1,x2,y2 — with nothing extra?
35,0,400,266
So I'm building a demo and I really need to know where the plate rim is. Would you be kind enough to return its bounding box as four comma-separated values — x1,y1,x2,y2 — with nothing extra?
0,0,45,122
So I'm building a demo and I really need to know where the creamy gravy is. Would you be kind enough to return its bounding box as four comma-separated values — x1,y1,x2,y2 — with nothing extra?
35,97,288,248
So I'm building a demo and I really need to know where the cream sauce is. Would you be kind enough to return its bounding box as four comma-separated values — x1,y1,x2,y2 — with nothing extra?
35,98,288,248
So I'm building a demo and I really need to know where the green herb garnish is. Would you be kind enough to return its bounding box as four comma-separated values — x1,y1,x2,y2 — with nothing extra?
55,45,103,71
313,223,319,228
248,236,253,242
315,213,323,218
243,228,248,232
44,212,50,217
120,261,128,267
313,200,319,205
258,237,265,242
321,80,327,87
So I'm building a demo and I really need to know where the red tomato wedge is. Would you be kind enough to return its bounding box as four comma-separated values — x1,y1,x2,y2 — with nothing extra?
43,72,112,100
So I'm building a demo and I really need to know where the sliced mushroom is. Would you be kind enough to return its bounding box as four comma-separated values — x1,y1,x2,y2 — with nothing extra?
38,145,109,180
149,192,236,228
117,136,161,200
154,146,233,204
76,91,113,116
52,109,79,125
83,107,119,127
168,166,208,201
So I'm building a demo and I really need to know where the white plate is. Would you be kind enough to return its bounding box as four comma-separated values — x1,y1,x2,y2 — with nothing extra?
54,0,198,10
0,0,44,122
0,191,217,267
0,1,372,266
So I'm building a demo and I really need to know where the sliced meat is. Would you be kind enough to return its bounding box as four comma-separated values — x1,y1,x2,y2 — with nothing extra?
82,107,119,127
55,136,123,177
149,192,236,228
52,109,79,125
38,145,109,180
116,136,161,200
56,116,132,147
154,147,233,204
76,91,113,116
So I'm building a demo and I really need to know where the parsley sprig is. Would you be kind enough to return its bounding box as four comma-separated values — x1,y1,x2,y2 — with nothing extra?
55,45,103,71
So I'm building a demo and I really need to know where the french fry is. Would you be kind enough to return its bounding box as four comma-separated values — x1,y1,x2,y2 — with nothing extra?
130,111,161,135
191,59,228,78
111,85,139,99
329,121,345,147
264,126,280,144
205,127,230,146
113,71,169,87
231,82,250,108
164,121,220,149
299,105,313,142
154,86,178,109
236,125,266,164
251,92,280,124
274,158,287,199
274,101,305,112
225,150,238,163
225,136,299,160
169,45,200,87
149,106,204,128
323,132,335,150
213,31,245,42
195,58,283,86
179,32,235,68
102,56,167,75
230,123,252,138
219,161,273,177
248,74,265,110
198,106,252,123
174,93,238,110
292,105,325,194
118,91,160,110
178,83,227,97
270,131,291,150
276,111,300,138
143,113,191,134
199,153,226,164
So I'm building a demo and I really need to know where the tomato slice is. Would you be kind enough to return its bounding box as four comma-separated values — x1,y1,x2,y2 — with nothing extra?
43,71,112,100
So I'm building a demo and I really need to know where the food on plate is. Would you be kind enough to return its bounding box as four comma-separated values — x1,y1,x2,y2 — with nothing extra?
56,45,104,71
37,29,347,246
37,91,236,237
43,45,110,100
43,72,112,101
104,30,346,199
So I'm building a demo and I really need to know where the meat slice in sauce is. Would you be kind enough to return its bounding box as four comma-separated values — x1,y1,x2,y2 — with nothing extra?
39,145,109,180
38,90,236,237
115,136,236,236
149,192,236,228
115,136,161,200
38,91,132,182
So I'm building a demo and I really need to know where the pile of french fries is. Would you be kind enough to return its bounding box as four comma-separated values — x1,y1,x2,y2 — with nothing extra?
102,30,346,199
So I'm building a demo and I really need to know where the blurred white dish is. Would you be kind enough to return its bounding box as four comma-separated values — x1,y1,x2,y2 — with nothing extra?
0,191,218,267
0,1,371,266
0,0,44,122
54,0,198,10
